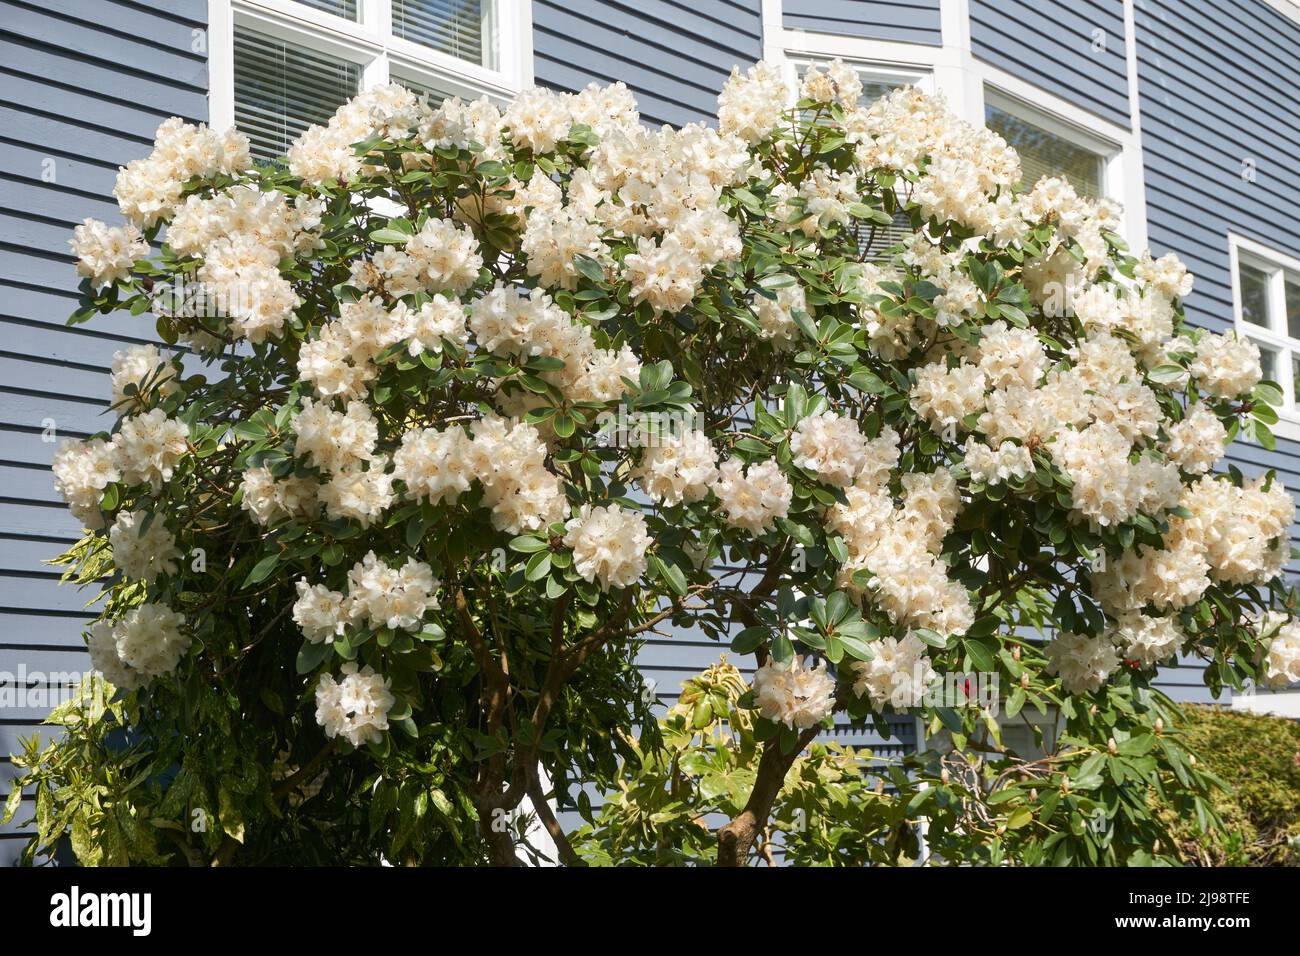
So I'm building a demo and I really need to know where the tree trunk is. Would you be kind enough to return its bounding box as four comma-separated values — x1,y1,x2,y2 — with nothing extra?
717,728,818,866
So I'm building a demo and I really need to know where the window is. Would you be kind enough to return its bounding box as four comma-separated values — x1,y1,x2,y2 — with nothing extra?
790,58,930,261
789,56,930,108
392,0,494,69
233,28,361,161
210,0,531,162
983,90,1109,198
1231,235,1300,427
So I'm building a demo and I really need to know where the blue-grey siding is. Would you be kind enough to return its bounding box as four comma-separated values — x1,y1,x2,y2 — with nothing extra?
784,0,942,46
532,0,763,128
0,0,209,863
971,0,1131,127
1135,0,1300,700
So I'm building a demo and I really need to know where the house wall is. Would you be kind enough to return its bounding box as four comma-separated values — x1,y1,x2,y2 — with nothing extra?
783,0,943,46
969,0,1130,126
0,0,210,864
1134,0,1300,703
532,0,763,128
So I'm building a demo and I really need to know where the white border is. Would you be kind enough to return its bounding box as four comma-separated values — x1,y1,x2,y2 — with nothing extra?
207,0,533,136
1228,231,1300,442
760,0,1148,252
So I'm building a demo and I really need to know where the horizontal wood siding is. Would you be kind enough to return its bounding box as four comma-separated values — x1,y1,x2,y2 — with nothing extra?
531,0,763,128
783,0,942,46
1135,0,1300,702
0,0,208,864
970,0,1131,126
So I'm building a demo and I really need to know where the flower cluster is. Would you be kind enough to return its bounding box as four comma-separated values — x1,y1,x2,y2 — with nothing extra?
293,552,440,643
752,656,837,730
315,663,396,748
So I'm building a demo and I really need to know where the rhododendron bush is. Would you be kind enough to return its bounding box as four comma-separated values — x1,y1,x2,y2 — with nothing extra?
11,58,1300,866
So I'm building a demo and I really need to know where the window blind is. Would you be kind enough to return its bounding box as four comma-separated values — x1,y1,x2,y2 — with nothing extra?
985,104,1104,199
392,0,490,66
233,27,361,162
294,0,358,19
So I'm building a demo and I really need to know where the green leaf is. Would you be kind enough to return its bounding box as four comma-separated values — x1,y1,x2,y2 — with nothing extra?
243,552,280,588
369,228,412,245
525,550,552,582
508,535,549,553
295,640,332,675
730,626,768,654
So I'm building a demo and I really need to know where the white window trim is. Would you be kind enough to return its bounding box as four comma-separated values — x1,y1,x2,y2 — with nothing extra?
760,0,1148,252
207,0,534,134
1228,232,1300,442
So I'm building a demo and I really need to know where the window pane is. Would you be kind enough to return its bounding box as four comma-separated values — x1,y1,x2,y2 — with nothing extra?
860,78,904,105
985,103,1104,198
1292,354,1300,409
393,0,492,67
1258,343,1282,386
391,71,451,108
294,0,358,19
1238,262,1272,328
1286,278,1300,341
234,28,360,162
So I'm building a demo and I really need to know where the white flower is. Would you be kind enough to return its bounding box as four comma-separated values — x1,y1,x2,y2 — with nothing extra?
292,399,377,475
963,438,1033,485
239,467,319,526
1112,612,1183,668
1190,333,1262,400
318,464,395,527
52,438,120,530
315,663,395,747
851,633,936,710
632,429,718,505
70,218,147,289
1135,251,1193,300
563,504,651,591
393,426,476,506
293,581,349,644
714,458,793,535
717,61,788,144
109,510,181,582
1259,614,1300,690
753,283,805,348
110,345,179,407
90,603,190,687
1046,631,1120,694
345,552,440,632
911,361,986,436
753,656,837,730
1163,404,1226,475
467,415,567,534
800,59,862,106
115,409,190,489
789,411,868,487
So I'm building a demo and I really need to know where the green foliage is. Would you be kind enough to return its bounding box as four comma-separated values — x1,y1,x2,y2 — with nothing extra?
1159,705,1300,866
572,659,916,865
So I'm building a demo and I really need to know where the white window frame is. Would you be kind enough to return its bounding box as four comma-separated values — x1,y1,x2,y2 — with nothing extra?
760,0,1149,251
981,86,1115,200
1228,232,1300,442
207,0,534,134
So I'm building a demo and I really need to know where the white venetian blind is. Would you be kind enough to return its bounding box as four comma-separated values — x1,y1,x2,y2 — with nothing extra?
392,0,491,66
233,28,361,162
985,103,1104,199
294,0,358,19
